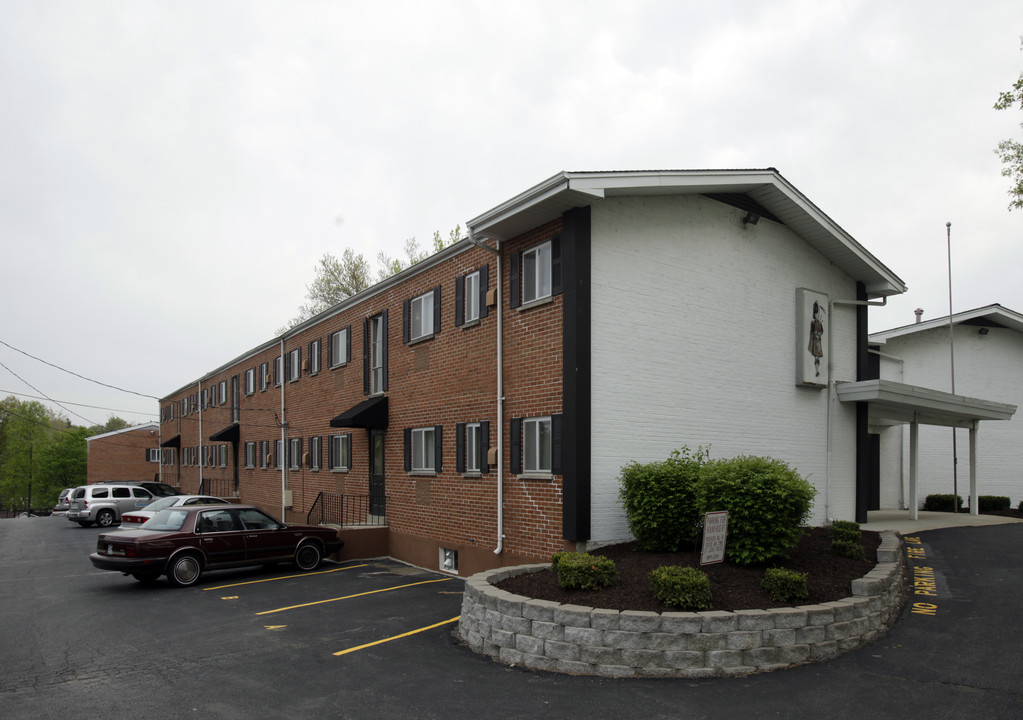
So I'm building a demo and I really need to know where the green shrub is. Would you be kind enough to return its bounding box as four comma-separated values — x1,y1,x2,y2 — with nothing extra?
976,496,1011,512
552,553,618,591
649,565,713,610
831,538,866,560
694,456,816,566
761,567,809,603
618,446,708,552
1018,499,1023,513
831,520,860,532
923,494,963,512
830,526,860,544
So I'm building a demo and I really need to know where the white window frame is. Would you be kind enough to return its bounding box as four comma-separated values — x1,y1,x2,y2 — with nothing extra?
310,339,322,374
260,363,270,391
522,241,552,304
329,329,348,368
310,436,322,471
274,356,283,387
245,368,255,395
218,381,227,405
464,270,481,324
410,291,434,341
523,416,552,473
369,315,385,394
245,442,256,469
218,445,228,467
411,427,436,472
289,438,301,470
275,439,284,469
466,422,482,473
288,348,301,382
146,448,161,463
330,434,350,472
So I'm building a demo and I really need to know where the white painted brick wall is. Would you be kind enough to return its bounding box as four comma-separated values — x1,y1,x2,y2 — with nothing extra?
877,325,1023,507
588,195,863,543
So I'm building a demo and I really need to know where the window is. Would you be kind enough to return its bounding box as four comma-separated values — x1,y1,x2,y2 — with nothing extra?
456,267,489,326
275,439,284,469
405,426,442,473
510,237,561,309
329,434,351,471
218,381,227,405
245,368,255,395
309,436,322,470
404,288,440,342
456,422,490,474
245,442,257,469
260,363,270,391
146,448,161,463
288,348,301,382
161,448,176,467
274,356,283,387
218,445,228,467
328,328,349,368
288,438,302,469
260,441,270,469
309,339,322,374
365,312,388,395
510,415,562,476
464,271,480,323
231,375,240,423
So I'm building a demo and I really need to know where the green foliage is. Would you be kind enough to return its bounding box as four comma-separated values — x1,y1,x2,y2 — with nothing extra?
694,456,816,566
923,494,963,512
994,36,1023,211
649,565,713,610
831,539,866,560
829,521,861,545
831,520,860,532
552,553,618,591
618,446,708,552
975,496,1011,512
761,568,809,603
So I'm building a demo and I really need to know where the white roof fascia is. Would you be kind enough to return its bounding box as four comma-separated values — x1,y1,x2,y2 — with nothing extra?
870,304,1023,344
86,422,159,443
836,379,1017,428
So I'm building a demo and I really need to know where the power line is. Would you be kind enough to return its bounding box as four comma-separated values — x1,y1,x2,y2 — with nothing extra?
0,339,159,400
0,358,99,427
0,389,157,417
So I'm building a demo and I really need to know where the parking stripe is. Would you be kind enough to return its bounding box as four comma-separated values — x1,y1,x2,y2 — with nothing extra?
202,563,368,591
255,577,455,616
332,616,462,656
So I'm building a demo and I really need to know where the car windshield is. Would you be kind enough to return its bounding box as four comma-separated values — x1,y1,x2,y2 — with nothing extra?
141,509,190,532
143,496,181,513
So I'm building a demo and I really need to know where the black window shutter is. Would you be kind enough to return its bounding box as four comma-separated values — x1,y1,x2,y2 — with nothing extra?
510,418,522,474
481,420,490,473
327,333,333,367
509,252,521,309
551,235,563,296
455,275,464,326
551,414,563,474
456,422,466,473
345,433,353,467
345,325,351,365
381,310,389,391
328,435,335,469
144,449,151,462
362,318,370,395
433,286,442,335
479,264,490,319
403,428,411,472
434,424,443,472
402,299,411,344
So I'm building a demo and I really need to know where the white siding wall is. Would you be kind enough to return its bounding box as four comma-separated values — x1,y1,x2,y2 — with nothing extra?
588,195,863,543
877,325,1023,507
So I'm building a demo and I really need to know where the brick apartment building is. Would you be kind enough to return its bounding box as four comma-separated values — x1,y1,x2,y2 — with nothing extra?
157,169,1013,576
86,422,162,484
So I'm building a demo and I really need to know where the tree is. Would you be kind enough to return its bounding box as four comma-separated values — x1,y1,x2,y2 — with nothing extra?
0,398,54,511
994,36,1023,211
374,225,462,282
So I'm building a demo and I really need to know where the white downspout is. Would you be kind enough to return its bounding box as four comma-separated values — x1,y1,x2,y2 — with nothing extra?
826,296,886,523
280,338,288,522
197,381,203,494
470,231,505,555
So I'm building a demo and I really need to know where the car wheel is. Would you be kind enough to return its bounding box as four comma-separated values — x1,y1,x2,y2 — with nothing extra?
167,553,203,587
294,542,322,571
77,521,93,528
96,510,115,528
132,572,160,584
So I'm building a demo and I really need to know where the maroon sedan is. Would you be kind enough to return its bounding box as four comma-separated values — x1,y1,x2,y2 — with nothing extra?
90,504,343,587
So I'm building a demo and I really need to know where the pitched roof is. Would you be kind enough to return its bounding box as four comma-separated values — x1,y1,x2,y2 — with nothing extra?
468,169,907,299
870,304,1023,344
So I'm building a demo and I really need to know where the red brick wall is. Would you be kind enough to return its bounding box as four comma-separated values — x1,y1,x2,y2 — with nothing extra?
159,221,567,574
87,425,162,485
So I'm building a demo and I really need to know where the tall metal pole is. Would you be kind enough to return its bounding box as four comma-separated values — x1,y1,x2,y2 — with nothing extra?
947,221,959,512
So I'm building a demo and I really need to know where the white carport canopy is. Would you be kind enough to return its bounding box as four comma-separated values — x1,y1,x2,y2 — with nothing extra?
837,379,1017,519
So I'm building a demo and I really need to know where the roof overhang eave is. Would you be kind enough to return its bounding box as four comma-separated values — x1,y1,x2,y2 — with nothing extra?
836,379,1017,428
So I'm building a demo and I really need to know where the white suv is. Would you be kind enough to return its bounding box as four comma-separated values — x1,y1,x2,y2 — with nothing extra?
66,484,155,528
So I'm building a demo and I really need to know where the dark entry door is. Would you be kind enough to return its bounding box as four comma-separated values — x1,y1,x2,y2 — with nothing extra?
868,433,881,511
370,430,386,517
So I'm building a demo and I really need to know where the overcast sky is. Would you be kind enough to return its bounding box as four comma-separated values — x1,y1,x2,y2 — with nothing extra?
1,0,1021,427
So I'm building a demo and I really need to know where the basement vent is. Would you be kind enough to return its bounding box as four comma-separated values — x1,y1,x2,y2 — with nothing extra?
439,547,458,574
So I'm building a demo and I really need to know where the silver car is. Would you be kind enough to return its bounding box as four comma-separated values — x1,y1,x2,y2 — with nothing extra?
66,484,155,528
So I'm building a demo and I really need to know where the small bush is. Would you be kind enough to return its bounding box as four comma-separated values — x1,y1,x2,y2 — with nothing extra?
761,568,809,603
550,552,568,572
1018,499,1023,513
618,446,708,552
976,496,1011,512
552,553,618,591
831,520,860,532
649,565,713,610
695,456,816,565
831,539,866,560
830,526,861,544
923,494,963,512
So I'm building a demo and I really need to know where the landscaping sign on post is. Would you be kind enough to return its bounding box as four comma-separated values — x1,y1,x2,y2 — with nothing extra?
700,511,728,565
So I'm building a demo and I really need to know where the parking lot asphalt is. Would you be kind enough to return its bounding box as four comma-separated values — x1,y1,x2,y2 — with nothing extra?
2,516,1021,719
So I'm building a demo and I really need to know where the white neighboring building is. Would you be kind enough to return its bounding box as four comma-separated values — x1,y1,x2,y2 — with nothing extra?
869,305,1023,509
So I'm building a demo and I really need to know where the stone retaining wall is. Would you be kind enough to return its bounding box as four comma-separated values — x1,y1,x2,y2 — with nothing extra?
457,531,905,678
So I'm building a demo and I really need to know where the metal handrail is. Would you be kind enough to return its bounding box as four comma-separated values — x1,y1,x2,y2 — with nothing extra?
307,491,386,526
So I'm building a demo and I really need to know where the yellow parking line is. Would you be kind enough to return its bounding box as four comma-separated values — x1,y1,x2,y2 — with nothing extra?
256,577,453,616
203,563,368,591
333,616,461,656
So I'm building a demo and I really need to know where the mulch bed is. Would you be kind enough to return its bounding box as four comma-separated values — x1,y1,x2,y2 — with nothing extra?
496,527,882,613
